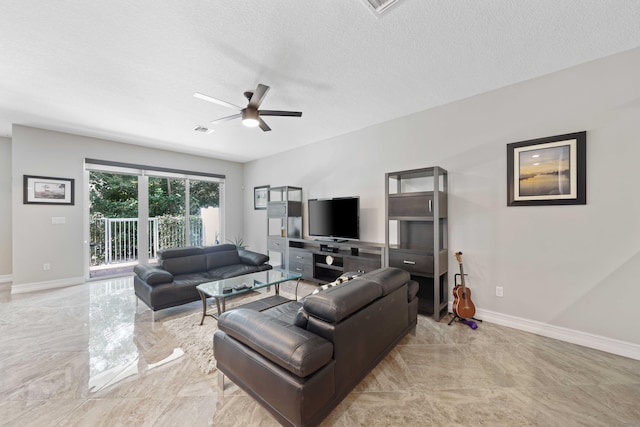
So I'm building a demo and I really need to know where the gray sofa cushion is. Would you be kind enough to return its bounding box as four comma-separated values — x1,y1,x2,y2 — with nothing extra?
202,243,237,254
158,247,204,259
218,309,334,378
262,301,304,325
161,254,207,275
206,250,241,270
358,267,410,296
171,272,212,288
303,279,382,323
209,264,257,279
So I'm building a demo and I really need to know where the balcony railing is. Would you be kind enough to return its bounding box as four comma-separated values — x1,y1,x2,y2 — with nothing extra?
89,215,206,266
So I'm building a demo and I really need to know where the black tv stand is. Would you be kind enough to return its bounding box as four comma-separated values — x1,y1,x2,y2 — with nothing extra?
288,238,385,284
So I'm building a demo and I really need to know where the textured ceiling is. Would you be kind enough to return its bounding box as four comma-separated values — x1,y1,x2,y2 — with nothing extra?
1,1,640,163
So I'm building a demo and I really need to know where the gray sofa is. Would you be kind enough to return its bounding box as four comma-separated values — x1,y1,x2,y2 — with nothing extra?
214,267,419,427
133,244,272,311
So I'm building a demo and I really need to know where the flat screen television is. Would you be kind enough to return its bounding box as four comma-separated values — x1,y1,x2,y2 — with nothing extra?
308,197,360,241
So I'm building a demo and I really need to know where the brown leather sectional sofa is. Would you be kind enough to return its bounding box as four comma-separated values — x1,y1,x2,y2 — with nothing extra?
133,244,272,312
214,267,419,427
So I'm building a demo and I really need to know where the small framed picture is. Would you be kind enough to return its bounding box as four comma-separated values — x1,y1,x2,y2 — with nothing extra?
507,131,586,206
254,185,269,210
24,175,75,205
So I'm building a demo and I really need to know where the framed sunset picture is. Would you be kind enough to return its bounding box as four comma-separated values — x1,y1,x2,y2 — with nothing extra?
507,131,586,206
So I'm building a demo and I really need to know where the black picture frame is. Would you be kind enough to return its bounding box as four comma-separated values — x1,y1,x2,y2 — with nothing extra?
507,131,586,206
254,185,269,210
23,175,75,205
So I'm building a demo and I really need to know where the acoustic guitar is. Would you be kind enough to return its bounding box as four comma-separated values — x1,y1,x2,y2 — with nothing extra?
452,251,476,320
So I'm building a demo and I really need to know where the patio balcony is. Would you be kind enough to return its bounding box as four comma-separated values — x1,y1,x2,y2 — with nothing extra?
89,214,218,278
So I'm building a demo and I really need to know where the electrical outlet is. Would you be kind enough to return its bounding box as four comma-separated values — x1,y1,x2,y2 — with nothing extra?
496,286,503,297
43,263,50,271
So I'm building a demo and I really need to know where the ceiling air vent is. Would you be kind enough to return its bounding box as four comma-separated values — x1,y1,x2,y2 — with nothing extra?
193,126,214,134
362,0,402,15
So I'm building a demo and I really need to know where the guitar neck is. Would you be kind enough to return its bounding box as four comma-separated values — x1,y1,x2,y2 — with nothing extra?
455,251,468,293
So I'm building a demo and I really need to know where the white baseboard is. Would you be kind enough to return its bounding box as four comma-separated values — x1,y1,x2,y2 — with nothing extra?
473,307,640,361
0,274,12,284
11,276,85,294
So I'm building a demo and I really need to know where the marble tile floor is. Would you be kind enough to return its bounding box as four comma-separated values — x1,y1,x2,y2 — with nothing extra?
1,276,640,427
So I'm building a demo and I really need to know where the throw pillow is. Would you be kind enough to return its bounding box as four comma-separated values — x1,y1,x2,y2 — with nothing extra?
311,272,361,295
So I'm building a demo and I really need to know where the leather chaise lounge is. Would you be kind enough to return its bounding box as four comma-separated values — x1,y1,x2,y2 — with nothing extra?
213,267,419,427
133,244,272,312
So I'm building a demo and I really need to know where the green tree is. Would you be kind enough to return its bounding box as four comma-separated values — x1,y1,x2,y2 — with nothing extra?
89,171,221,262
189,180,220,214
148,177,185,217
89,172,220,218
89,172,138,217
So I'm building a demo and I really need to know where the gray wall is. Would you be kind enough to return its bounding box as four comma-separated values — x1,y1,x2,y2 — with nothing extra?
0,137,11,279
10,125,244,288
244,47,640,347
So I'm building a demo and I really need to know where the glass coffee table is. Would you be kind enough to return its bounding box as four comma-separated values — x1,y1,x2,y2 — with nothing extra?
196,269,302,325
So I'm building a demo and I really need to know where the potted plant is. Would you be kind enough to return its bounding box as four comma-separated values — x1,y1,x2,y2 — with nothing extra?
227,236,245,249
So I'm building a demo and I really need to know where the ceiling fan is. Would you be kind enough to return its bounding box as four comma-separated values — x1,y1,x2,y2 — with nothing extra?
194,83,302,132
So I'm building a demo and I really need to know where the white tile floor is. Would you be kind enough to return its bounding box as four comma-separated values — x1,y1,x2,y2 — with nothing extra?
1,276,639,426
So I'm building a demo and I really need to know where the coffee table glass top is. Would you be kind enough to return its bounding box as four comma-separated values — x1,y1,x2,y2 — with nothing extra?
196,269,302,298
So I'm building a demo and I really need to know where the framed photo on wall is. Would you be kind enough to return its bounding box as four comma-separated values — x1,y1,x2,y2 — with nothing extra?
24,175,75,205
507,131,586,206
254,185,269,210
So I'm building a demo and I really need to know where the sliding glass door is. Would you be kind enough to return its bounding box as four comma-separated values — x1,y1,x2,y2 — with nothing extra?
86,161,224,279
147,175,221,256
148,175,187,257
89,171,139,278
189,179,221,246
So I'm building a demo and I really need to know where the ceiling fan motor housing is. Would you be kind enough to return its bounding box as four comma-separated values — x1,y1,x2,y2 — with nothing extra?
242,108,260,127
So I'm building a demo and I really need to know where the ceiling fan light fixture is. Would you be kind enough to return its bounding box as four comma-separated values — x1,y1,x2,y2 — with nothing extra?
242,109,260,128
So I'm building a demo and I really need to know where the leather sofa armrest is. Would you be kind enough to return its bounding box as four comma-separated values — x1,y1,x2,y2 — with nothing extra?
407,280,419,301
238,249,269,266
133,264,173,285
218,309,333,377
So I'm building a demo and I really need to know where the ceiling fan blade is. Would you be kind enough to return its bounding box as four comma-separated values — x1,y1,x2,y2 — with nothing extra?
194,92,242,111
259,110,302,117
248,84,270,109
258,117,272,132
211,113,242,124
